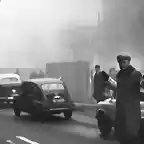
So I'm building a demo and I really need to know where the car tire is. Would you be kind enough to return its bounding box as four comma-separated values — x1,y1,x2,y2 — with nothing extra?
97,119,112,138
14,107,21,117
64,111,72,120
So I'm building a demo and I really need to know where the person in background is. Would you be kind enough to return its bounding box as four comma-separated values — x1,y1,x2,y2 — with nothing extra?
92,65,106,103
140,75,144,101
101,55,142,144
108,68,117,99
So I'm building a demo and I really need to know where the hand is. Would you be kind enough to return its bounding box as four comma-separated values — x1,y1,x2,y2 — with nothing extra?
101,71,109,81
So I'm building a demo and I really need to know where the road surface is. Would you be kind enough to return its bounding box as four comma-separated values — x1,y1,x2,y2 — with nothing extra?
0,108,118,144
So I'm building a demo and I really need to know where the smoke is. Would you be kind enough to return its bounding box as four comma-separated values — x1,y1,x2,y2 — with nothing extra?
103,0,144,71
0,0,100,68
59,0,144,71
0,0,143,71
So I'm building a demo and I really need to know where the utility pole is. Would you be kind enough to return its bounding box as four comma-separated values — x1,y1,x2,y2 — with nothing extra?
97,12,100,25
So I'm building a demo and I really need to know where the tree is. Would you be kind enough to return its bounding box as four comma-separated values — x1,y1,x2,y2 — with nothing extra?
29,71,38,79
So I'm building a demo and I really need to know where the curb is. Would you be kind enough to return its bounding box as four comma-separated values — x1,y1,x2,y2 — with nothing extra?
73,102,98,117
73,112,97,127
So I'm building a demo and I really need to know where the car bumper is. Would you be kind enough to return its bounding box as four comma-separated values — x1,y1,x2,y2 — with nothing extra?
0,97,15,103
42,103,74,113
43,107,70,113
6,94,19,102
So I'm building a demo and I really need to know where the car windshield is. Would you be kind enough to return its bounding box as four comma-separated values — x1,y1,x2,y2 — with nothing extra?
41,83,64,90
0,77,19,84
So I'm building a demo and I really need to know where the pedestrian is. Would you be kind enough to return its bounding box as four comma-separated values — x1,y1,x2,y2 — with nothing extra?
109,68,117,99
101,55,142,144
92,65,106,103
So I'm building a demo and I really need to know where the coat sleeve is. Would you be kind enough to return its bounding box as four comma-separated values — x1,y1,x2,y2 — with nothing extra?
133,71,142,82
139,73,144,92
107,77,117,92
133,71,144,93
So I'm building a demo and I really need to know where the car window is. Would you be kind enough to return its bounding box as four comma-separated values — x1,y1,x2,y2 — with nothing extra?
0,77,19,84
41,83,64,90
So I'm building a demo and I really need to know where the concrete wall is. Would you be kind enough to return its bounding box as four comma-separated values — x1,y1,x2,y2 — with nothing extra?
46,61,90,102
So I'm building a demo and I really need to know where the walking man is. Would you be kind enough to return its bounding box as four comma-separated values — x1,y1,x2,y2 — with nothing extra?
92,65,106,103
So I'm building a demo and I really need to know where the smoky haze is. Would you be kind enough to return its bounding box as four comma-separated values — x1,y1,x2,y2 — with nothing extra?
0,0,144,71
59,0,144,71
0,0,100,68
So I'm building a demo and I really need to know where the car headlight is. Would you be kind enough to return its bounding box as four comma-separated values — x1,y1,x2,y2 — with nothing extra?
12,89,16,93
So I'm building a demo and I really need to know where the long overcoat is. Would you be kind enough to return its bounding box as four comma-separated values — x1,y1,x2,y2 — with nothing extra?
93,72,106,101
110,65,142,143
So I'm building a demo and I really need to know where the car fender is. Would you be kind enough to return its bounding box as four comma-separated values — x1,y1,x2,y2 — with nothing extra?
96,99,116,121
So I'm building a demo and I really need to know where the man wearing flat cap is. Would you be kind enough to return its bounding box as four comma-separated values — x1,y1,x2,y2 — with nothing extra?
92,65,106,103
101,55,143,144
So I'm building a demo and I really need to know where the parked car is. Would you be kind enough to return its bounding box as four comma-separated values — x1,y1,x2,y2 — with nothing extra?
13,78,74,120
0,73,22,104
95,98,144,137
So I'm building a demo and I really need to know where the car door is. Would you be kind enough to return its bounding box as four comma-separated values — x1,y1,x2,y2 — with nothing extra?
18,82,34,110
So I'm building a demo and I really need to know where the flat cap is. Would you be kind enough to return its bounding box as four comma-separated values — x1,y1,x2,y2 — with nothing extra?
117,55,131,63
95,65,100,68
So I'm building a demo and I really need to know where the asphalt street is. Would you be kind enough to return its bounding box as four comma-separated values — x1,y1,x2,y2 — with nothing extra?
0,107,118,144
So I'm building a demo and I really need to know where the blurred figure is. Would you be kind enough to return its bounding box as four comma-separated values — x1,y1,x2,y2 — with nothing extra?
109,68,117,99
109,68,117,79
140,74,144,101
92,65,106,103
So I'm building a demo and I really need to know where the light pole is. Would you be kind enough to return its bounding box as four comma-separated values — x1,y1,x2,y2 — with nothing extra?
97,12,100,25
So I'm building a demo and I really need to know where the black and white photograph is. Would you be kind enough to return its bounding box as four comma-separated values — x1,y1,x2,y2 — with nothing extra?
0,0,144,144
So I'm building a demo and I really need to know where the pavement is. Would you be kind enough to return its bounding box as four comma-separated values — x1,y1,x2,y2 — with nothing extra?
0,106,118,144
73,102,101,118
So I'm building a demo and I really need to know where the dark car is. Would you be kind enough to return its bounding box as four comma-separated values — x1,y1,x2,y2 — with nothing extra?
0,73,22,104
13,78,74,120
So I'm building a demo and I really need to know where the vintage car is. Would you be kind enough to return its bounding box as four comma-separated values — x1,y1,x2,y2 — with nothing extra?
0,73,22,104
95,98,144,137
13,78,74,120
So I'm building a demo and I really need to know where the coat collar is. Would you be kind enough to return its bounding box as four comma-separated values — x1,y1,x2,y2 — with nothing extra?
117,65,135,78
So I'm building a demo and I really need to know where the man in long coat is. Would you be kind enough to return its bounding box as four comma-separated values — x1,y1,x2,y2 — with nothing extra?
102,55,142,144
92,65,106,103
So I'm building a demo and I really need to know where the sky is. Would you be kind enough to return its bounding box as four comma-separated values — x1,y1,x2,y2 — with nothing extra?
0,0,101,68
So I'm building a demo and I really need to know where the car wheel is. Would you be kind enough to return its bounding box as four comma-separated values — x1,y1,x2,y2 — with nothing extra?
97,119,112,138
14,107,21,117
64,111,72,120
